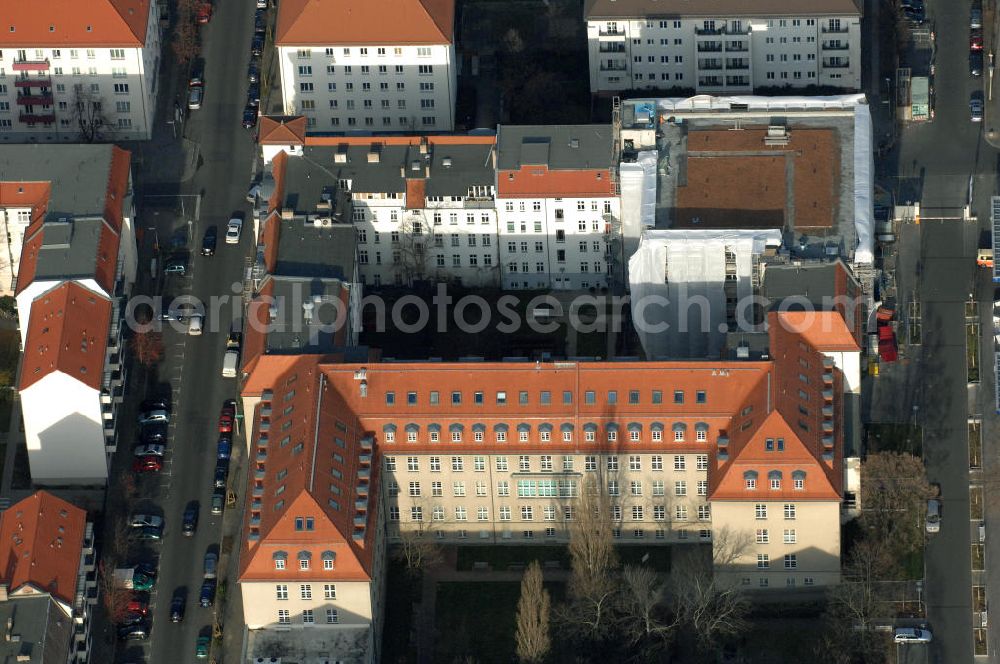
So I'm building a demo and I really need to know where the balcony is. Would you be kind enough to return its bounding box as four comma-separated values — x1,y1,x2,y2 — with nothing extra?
13,59,49,71
353,515,367,527
598,28,625,37
725,43,749,52
725,60,749,70
16,93,53,106
697,43,723,53
822,41,850,50
695,27,723,36
725,76,750,87
698,61,723,71
14,77,51,88
600,62,627,72
463,197,494,209
823,59,851,69
821,26,849,33
18,113,55,124
598,43,625,53
698,77,724,88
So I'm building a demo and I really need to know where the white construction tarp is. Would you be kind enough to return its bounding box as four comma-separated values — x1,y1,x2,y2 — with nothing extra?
654,93,868,113
852,103,875,265
628,229,782,358
619,150,658,263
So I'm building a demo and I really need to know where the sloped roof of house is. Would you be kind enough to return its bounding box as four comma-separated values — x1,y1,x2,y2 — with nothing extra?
773,310,860,352
276,0,455,46
496,125,615,198
0,491,87,607
259,116,308,145
0,0,152,47
19,282,111,391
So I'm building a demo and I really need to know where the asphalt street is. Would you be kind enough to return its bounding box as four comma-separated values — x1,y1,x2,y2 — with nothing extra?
883,0,998,661
98,1,261,663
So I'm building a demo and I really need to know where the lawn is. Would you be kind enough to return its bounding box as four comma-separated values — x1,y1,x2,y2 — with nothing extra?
381,559,423,664
967,320,980,383
434,581,566,664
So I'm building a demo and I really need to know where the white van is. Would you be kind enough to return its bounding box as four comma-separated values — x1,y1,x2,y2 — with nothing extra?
221,349,239,378
188,314,203,336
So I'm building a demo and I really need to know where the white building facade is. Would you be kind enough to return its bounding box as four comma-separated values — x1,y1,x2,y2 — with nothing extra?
275,0,457,133
585,0,862,95
0,1,161,142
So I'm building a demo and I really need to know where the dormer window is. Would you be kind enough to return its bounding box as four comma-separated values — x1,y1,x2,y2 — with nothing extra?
298,550,312,570
273,550,288,570
769,470,783,490
322,550,336,570
744,470,758,490
792,470,806,490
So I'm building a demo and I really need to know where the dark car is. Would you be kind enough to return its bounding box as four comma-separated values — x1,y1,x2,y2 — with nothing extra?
247,82,260,106
901,4,924,22
118,622,149,641
204,551,218,579
120,611,146,626
247,61,260,83
242,104,258,129
217,437,232,460
136,524,163,541
133,455,162,473
210,489,225,515
213,462,229,489
140,421,168,444
254,12,266,34
170,589,186,622
251,34,264,56
971,51,984,76
201,226,218,256
182,503,199,536
971,28,984,51
199,580,217,608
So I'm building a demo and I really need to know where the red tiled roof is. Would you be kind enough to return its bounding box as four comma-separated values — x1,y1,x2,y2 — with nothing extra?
497,167,615,198
0,491,86,606
405,179,426,210
276,0,454,46
773,310,860,352
0,0,151,47
19,282,111,391
259,116,308,145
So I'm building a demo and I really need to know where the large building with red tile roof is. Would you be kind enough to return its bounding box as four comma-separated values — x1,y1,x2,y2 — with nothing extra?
0,491,98,663
0,0,161,141
275,0,457,133
237,309,856,656
9,145,137,485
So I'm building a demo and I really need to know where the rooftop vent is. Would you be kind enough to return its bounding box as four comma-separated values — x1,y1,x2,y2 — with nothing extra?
410,160,421,172
442,157,453,168
764,125,790,146
302,301,314,322
367,145,381,163
334,145,348,163
569,138,580,149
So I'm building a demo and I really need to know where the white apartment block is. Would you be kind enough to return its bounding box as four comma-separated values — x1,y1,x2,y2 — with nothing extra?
496,125,621,291
0,0,160,142
585,0,862,95
275,0,457,133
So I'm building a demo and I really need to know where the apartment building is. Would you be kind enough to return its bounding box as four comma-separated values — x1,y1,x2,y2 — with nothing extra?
0,0,161,142
13,145,136,484
240,309,855,617
239,355,387,664
585,0,862,95
261,132,500,288
275,0,457,133
0,491,98,663
495,125,621,291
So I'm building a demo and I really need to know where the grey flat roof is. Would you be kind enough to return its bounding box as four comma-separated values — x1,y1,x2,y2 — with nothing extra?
33,216,106,284
497,125,613,171
295,143,494,197
275,217,356,280
585,0,861,19
0,144,116,218
761,260,845,305
263,275,348,354
0,595,72,664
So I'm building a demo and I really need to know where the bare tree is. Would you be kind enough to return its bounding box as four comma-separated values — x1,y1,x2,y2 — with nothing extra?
618,564,677,649
860,451,932,564
98,561,131,624
172,0,201,65
392,504,442,574
69,87,112,142
515,561,551,664
820,538,893,663
130,325,164,368
395,215,436,285
560,475,619,638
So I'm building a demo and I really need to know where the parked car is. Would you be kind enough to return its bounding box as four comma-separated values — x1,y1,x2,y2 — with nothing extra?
247,61,260,83
117,622,150,641
195,2,212,23
254,12,266,34
971,28,984,50
901,4,924,22
210,489,225,515
971,51,984,76
894,627,932,643
196,635,211,659
199,579,217,608
133,443,165,457
217,437,232,460
247,82,260,106
213,462,229,489
140,421,168,444
201,226,218,256
225,218,243,244
163,258,187,275
219,402,235,432
133,455,162,473
188,314,204,336
136,525,163,541
972,7,983,28
251,34,264,56
187,84,203,110
203,551,218,579
120,611,146,626
131,571,156,591
137,406,169,425
182,502,199,536
127,596,149,616
242,105,258,129
926,498,941,532
971,94,984,122
256,0,267,7
129,514,164,529
170,590,186,623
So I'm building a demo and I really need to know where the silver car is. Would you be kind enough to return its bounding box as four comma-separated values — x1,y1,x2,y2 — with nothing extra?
925,498,941,533
971,97,984,122
203,551,218,579
130,514,164,529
